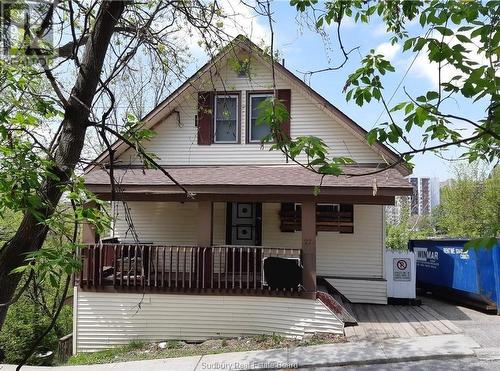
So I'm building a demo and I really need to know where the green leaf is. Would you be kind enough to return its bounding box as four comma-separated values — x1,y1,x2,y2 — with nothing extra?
456,34,471,43
450,13,462,25
462,81,475,97
426,91,439,100
318,164,342,176
405,103,415,115
403,39,414,52
367,130,378,145
415,107,429,125
419,12,427,27
391,102,407,112
435,26,454,36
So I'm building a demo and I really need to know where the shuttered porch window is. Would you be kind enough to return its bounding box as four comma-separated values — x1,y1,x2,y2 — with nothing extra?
280,203,354,233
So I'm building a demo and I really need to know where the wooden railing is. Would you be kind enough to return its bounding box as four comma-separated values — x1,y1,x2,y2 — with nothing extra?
78,244,302,294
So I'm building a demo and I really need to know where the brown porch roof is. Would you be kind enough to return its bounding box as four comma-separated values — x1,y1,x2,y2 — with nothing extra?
84,165,412,200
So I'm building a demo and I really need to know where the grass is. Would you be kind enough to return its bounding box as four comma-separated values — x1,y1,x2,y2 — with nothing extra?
67,333,345,365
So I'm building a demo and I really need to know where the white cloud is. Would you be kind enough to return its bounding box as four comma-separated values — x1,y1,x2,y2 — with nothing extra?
372,23,388,37
182,0,269,66
410,54,451,88
375,42,401,61
409,29,490,88
217,0,268,42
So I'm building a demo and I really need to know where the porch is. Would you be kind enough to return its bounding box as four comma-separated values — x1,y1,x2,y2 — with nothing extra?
78,244,303,295
81,165,413,300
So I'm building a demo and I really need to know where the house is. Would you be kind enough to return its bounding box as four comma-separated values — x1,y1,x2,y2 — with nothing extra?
74,35,412,353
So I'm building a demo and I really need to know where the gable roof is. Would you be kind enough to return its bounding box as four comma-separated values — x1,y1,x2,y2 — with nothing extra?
86,35,410,176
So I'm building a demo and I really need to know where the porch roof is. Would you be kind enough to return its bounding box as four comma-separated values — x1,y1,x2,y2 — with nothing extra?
84,165,412,202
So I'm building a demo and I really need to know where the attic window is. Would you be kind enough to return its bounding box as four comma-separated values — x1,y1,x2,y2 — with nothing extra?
214,94,238,143
249,93,273,143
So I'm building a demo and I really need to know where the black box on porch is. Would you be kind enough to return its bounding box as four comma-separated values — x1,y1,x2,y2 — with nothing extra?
264,257,302,290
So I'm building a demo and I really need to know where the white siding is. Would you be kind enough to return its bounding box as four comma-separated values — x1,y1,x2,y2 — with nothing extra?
325,278,387,304
117,55,382,166
262,203,384,278
74,289,343,353
316,205,385,278
113,201,226,245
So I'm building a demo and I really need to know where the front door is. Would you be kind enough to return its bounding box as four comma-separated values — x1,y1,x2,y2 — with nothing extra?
226,202,262,246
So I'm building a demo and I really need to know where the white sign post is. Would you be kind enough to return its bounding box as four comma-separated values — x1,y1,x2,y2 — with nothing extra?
386,251,416,299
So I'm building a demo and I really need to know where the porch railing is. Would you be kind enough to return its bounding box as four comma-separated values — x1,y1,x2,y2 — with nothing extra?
77,244,302,294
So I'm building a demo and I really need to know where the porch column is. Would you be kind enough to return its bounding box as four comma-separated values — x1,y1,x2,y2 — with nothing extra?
197,201,213,288
82,201,98,244
81,201,99,287
197,201,213,245
301,200,317,296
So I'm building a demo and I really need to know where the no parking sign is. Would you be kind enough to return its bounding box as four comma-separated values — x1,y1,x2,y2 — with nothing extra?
393,258,411,281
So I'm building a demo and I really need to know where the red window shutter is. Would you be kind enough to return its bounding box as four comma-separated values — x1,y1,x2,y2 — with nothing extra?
280,202,298,232
197,92,213,145
277,89,291,137
339,204,354,234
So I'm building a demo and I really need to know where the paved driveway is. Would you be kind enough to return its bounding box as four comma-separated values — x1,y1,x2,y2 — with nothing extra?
423,296,500,358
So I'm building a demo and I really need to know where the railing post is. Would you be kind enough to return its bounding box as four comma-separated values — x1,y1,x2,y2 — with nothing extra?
301,200,317,297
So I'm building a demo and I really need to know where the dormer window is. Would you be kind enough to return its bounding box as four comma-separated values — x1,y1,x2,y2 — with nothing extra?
214,94,239,143
248,93,273,143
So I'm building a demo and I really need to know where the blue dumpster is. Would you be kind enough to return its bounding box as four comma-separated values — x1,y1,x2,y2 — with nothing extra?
409,239,500,313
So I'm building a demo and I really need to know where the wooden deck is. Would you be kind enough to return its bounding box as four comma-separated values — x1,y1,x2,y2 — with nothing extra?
344,303,463,341
78,244,303,295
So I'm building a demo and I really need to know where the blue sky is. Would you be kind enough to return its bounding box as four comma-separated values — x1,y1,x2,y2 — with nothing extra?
187,1,487,180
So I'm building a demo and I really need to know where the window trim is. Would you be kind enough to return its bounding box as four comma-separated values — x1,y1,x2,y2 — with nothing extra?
316,203,340,212
247,92,274,144
293,203,340,214
213,93,240,144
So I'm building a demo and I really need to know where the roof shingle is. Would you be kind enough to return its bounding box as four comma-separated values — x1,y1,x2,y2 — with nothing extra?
84,165,411,190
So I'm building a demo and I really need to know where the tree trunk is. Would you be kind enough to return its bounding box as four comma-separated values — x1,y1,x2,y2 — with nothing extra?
0,1,125,329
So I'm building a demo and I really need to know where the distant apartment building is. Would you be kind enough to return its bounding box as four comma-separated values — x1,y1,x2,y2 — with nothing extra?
409,177,440,215
385,195,411,225
410,178,419,215
387,177,441,224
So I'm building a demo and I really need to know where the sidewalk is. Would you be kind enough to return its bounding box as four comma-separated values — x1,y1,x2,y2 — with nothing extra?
0,334,481,371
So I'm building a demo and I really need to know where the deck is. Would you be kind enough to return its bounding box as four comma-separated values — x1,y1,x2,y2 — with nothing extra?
344,303,463,341
77,244,303,296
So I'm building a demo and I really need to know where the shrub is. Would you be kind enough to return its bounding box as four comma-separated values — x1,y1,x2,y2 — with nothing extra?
0,283,72,365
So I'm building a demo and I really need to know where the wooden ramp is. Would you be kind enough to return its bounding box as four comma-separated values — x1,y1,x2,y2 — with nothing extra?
344,303,463,341
317,280,357,325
